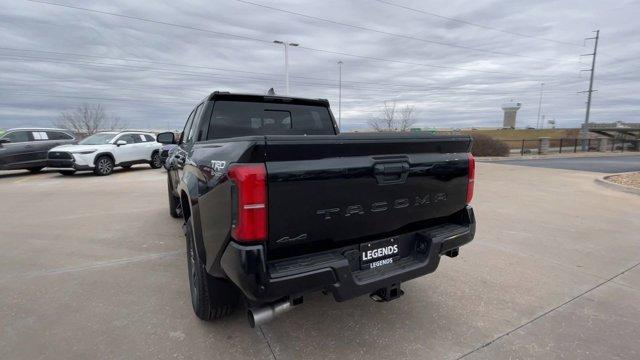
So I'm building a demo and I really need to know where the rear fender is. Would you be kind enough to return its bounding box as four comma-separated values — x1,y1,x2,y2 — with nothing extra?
178,172,206,264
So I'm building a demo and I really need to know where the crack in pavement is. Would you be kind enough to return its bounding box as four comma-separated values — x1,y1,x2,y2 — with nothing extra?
259,326,278,360
0,250,183,282
455,260,640,360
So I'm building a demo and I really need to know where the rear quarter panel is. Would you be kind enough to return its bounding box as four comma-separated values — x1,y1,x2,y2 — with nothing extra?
181,137,266,275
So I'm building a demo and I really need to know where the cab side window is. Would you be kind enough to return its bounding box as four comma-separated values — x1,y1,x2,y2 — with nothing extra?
185,103,203,144
181,109,196,146
4,131,31,143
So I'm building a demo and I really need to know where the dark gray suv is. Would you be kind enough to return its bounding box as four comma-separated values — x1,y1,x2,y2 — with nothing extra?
0,128,76,173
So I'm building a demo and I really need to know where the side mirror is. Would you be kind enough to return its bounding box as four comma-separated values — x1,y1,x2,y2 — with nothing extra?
0,138,9,146
116,140,128,146
157,132,176,144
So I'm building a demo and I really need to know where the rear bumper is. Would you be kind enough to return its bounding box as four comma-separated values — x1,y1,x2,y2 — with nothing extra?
221,206,475,304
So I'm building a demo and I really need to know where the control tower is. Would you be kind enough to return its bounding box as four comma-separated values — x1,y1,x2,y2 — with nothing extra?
501,101,521,129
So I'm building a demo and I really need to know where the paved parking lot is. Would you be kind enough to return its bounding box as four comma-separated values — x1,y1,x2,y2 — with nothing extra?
1,162,639,359
493,154,640,173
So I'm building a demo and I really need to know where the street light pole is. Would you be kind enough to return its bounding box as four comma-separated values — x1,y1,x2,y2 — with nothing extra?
536,82,544,129
580,30,599,150
273,40,299,95
338,60,343,129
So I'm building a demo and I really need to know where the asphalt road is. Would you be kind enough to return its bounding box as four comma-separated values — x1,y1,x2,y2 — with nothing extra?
493,154,640,173
1,164,639,359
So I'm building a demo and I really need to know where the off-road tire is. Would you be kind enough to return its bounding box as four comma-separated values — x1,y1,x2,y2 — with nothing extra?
93,156,114,176
59,170,76,176
185,219,239,320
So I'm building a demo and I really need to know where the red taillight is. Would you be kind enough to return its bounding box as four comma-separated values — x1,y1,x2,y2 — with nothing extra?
466,154,475,204
228,163,267,242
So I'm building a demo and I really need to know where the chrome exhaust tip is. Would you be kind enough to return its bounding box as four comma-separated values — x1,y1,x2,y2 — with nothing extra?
247,300,292,328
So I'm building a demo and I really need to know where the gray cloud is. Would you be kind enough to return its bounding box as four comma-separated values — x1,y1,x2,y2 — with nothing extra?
0,0,638,132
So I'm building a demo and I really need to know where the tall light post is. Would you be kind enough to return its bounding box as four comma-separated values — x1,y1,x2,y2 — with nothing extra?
273,40,298,95
536,82,544,129
580,30,599,150
338,60,343,129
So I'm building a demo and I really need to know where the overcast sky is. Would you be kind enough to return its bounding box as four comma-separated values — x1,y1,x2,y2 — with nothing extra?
0,0,638,131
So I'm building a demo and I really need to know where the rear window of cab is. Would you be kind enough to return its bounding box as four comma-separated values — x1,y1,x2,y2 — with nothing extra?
207,101,335,139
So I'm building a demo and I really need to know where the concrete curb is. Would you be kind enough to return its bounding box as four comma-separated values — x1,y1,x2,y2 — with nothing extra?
478,152,639,162
594,173,640,196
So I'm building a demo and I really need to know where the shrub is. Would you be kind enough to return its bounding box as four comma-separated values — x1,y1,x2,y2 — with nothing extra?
470,134,510,157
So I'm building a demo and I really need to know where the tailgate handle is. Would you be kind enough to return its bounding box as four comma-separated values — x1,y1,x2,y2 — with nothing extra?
374,162,409,185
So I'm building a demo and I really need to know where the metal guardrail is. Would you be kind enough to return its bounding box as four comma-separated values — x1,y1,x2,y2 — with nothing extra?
586,122,640,129
499,138,640,156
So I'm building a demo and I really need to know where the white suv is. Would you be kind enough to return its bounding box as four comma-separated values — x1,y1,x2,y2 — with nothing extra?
47,131,163,176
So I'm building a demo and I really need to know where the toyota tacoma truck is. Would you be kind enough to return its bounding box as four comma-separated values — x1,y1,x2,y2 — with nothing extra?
158,92,475,327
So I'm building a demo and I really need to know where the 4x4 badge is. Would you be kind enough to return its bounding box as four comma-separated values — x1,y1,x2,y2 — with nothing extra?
276,233,308,244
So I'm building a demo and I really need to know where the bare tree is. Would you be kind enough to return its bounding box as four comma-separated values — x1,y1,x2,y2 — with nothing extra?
54,103,126,135
369,101,417,132
398,105,416,131
369,101,397,132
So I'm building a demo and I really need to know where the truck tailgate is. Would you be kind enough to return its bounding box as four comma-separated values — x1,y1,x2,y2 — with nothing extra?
264,134,471,255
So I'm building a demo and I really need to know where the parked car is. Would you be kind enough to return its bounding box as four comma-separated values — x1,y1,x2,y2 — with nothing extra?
0,128,76,173
47,131,163,176
159,92,476,327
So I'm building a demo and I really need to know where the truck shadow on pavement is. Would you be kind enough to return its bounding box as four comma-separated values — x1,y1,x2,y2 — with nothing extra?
207,281,447,359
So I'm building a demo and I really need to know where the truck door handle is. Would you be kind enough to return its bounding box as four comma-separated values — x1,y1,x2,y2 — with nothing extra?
373,162,410,185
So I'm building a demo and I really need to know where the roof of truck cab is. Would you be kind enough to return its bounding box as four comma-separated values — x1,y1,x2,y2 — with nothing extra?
205,91,330,106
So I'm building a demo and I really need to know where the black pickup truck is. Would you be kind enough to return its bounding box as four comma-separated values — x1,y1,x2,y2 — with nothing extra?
158,92,475,327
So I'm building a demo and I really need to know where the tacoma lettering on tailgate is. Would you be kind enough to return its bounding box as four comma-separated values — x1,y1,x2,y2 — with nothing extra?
316,193,447,220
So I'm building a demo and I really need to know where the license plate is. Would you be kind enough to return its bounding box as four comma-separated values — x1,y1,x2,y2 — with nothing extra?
360,237,400,270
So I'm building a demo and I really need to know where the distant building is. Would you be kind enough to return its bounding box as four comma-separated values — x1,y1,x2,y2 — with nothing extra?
501,102,521,129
